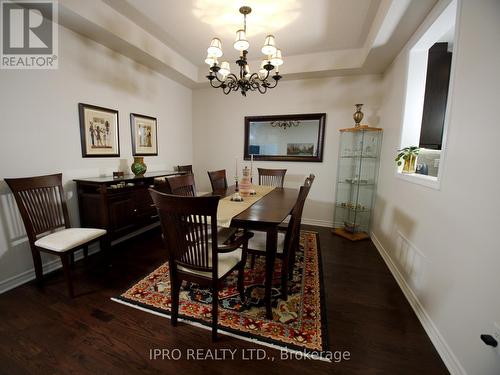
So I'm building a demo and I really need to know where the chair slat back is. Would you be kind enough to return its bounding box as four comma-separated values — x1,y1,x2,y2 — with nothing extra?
149,190,219,274
177,165,193,174
283,177,312,255
207,169,227,191
258,168,287,188
5,174,70,241
166,174,196,197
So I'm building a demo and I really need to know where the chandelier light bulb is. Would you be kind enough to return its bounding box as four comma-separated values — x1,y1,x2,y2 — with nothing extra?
261,35,277,56
258,61,268,79
207,38,223,58
219,61,230,77
270,49,283,66
233,29,250,51
205,54,217,66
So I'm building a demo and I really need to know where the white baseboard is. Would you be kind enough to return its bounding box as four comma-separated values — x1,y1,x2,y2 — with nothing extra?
0,244,100,294
302,218,333,228
370,233,467,375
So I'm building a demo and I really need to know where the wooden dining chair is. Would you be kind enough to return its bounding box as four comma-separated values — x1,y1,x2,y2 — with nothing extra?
247,176,312,300
4,173,107,297
165,174,196,196
258,168,287,188
149,190,253,341
207,169,228,191
249,174,315,270
276,173,315,230
177,165,193,174
285,175,314,282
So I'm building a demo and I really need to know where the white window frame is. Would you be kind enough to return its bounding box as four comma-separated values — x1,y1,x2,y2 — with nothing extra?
396,0,461,190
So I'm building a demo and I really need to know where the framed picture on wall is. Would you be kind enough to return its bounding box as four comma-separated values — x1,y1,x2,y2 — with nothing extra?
78,103,120,157
130,113,158,156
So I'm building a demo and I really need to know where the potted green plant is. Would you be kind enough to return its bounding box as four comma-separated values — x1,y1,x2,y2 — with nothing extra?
395,146,420,173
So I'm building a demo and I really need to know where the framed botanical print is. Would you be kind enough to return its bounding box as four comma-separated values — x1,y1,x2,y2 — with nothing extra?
78,103,120,157
130,113,158,156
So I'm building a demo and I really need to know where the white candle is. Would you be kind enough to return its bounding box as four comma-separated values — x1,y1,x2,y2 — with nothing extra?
235,156,239,178
250,154,254,181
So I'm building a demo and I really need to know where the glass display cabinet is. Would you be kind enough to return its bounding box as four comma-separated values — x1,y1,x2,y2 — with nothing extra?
332,126,383,241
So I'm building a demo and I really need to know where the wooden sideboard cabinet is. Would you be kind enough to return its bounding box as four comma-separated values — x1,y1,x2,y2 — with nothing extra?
74,170,181,243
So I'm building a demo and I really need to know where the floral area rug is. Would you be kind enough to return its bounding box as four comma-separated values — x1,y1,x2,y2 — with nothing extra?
112,230,328,354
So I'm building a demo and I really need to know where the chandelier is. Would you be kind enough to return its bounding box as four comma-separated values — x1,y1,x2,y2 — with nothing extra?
205,6,283,96
271,120,300,129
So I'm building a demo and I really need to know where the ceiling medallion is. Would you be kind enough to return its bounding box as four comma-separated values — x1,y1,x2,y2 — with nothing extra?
271,120,300,129
205,6,283,96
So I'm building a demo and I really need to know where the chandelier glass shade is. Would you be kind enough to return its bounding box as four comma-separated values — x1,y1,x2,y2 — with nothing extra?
205,6,283,96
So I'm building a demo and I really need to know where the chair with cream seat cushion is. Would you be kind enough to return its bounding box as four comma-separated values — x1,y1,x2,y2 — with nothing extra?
177,248,242,278
149,190,253,341
277,174,315,255
35,228,106,252
252,173,316,248
178,227,240,279
247,176,313,300
5,173,108,298
275,174,315,232
246,231,286,254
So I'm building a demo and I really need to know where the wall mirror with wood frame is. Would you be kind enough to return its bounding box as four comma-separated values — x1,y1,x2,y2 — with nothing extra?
244,113,326,162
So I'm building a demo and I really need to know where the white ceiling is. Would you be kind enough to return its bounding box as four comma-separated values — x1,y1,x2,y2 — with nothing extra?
59,0,438,87
109,0,382,67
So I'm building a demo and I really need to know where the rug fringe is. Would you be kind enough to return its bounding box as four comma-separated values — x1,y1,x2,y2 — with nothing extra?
111,297,331,363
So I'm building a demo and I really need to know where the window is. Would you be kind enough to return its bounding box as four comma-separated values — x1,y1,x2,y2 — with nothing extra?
398,0,458,189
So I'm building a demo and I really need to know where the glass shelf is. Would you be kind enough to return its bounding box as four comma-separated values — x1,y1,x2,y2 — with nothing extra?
338,180,375,186
340,155,378,159
335,204,371,213
333,126,383,240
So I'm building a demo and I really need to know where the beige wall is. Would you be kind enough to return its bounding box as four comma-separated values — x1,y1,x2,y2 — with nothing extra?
2,3,499,373
193,75,383,226
373,0,500,374
0,26,193,291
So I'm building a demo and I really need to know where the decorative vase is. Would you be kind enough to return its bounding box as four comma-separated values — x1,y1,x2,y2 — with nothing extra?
239,167,252,197
353,104,364,127
131,156,147,176
402,154,417,173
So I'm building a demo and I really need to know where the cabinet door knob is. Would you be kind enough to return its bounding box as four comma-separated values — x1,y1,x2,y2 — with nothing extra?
133,209,138,212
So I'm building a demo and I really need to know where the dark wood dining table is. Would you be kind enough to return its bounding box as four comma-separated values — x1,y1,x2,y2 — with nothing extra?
212,186,299,320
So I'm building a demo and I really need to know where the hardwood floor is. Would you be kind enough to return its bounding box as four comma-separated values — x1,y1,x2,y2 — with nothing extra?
0,225,449,375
